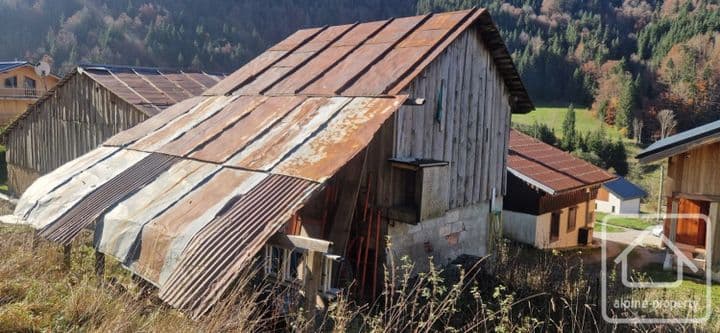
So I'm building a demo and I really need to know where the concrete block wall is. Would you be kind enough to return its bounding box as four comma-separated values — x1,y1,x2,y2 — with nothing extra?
387,202,491,273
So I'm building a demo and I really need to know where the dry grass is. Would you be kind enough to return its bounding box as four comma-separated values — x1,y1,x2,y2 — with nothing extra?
0,225,717,332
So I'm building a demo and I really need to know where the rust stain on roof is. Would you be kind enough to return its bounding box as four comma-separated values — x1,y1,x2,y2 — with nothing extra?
273,96,406,182
508,129,615,194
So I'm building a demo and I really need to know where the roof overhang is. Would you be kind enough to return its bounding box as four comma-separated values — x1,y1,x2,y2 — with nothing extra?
637,130,720,164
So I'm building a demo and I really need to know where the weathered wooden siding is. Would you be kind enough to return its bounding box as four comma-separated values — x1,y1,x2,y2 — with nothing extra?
393,27,513,209
6,73,147,195
665,142,720,197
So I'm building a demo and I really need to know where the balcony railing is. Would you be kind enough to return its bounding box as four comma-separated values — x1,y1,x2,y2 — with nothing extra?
0,87,39,98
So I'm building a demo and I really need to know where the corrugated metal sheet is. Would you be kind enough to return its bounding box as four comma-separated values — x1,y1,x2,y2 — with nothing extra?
96,160,220,262
131,168,267,285
507,130,615,194
158,174,318,317
39,153,179,244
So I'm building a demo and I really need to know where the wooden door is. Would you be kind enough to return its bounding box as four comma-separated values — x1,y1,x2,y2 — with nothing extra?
675,198,708,247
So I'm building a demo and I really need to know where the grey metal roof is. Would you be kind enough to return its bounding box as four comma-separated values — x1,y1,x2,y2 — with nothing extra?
637,119,720,163
602,177,646,200
0,61,29,73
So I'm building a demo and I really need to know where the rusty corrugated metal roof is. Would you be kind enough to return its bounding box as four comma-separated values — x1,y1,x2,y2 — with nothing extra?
507,129,615,194
14,94,406,317
204,8,533,113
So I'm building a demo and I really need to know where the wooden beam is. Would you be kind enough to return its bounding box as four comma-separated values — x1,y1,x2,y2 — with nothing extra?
95,251,105,279
268,234,333,253
327,149,369,258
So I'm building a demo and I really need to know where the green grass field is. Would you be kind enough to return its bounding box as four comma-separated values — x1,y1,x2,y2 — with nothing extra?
595,222,624,233
512,107,623,139
595,212,658,230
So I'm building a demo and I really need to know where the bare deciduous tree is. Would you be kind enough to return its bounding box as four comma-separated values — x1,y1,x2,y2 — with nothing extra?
657,109,677,139
632,117,644,143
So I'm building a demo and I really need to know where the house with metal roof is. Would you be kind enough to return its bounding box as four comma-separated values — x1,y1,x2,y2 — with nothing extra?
0,60,60,126
3,8,533,317
637,119,720,281
503,130,616,249
1,64,224,195
596,177,646,215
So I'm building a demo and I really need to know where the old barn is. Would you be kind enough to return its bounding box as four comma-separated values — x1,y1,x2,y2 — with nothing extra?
2,64,223,195
5,8,533,317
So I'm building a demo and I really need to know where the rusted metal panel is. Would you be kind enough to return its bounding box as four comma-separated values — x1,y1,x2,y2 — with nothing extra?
104,96,203,147
296,24,354,53
130,96,237,152
140,72,193,102
300,44,391,95
365,15,427,45
131,168,267,285
21,149,150,230
203,51,288,96
113,71,175,107
184,73,219,89
85,69,145,105
266,46,354,94
158,174,318,317
341,46,430,95
157,96,268,157
162,72,207,96
273,96,406,182
388,9,486,95
270,27,324,51
508,130,615,194
39,153,179,244
416,9,472,30
343,11,472,96
14,147,120,220
189,96,305,163
267,21,388,95
226,97,351,170
97,159,220,263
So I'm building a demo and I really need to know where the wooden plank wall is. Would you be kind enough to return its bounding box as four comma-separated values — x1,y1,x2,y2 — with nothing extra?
394,28,512,209
6,73,148,194
666,142,720,197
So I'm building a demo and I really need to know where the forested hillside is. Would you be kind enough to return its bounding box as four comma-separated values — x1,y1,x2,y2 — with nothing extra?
2,0,719,137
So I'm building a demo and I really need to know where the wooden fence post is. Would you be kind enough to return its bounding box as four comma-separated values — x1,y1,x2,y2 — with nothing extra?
63,244,72,270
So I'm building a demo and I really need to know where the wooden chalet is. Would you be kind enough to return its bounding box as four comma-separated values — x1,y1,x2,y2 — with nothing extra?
1,64,224,195
4,9,533,317
638,119,720,281
0,60,59,126
503,130,615,249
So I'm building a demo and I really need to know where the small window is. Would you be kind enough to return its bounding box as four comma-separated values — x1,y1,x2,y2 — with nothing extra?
24,77,36,96
567,206,578,232
611,206,616,213
4,76,17,88
24,77,36,89
264,245,305,284
550,211,561,242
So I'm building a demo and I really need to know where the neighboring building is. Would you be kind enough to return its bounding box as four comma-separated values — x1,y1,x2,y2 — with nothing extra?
1,64,224,195
595,177,646,215
503,130,615,249
637,119,720,281
0,60,60,126
7,9,533,317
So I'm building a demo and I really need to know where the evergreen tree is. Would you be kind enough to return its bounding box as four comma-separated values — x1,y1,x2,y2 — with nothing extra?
561,104,577,151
